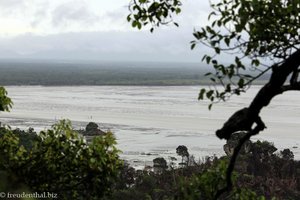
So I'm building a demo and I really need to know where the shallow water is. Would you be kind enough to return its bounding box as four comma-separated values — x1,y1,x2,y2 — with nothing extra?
1,85,300,167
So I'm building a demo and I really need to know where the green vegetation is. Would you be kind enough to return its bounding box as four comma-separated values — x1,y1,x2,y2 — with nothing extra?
0,61,205,86
103,138,300,200
0,61,269,86
1,120,299,199
0,0,299,199
0,120,122,200
129,0,300,197
0,86,12,112
129,0,300,104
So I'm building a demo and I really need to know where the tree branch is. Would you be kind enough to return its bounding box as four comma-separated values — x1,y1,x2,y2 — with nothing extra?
214,125,264,200
249,49,300,115
281,82,300,92
216,49,300,199
290,69,300,85
243,66,272,86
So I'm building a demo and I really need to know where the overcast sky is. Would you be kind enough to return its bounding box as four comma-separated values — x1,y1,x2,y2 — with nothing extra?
0,0,212,63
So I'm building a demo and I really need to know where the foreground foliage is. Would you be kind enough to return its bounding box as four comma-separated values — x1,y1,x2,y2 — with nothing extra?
0,120,299,199
105,138,300,200
0,86,12,112
0,120,122,200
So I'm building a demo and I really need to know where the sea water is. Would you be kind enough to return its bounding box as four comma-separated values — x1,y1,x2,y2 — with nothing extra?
1,85,300,167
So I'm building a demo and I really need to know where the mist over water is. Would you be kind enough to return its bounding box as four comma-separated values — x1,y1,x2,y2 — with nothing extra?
1,85,300,167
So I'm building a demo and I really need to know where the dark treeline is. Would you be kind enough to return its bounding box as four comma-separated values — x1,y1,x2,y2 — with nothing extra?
0,60,269,86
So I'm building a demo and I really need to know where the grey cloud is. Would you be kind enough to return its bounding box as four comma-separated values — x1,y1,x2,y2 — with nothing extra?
105,6,128,21
51,0,99,27
0,29,205,62
0,0,24,8
176,0,211,28
0,0,217,63
30,2,51,28
0,0,26,16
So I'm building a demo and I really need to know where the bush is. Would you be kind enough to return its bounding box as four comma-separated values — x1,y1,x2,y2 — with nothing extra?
0,120,122,200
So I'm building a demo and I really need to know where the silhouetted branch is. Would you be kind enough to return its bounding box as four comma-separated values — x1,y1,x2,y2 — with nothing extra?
281,82,300,92
214,124,264,199
290,69,300,85
243,66,272,87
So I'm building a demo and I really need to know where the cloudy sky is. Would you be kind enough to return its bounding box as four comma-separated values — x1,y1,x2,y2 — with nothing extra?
0,0,211,63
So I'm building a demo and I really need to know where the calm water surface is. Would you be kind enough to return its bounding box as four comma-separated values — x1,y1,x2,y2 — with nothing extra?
1,86,300,167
